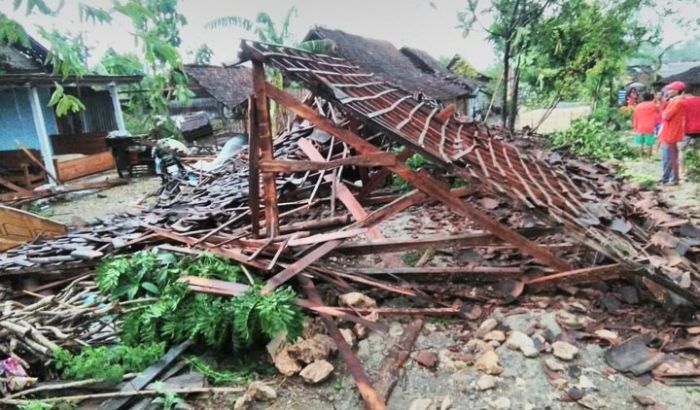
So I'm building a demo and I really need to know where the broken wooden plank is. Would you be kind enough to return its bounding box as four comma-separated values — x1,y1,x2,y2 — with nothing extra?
526,263,622,288
259,152,396,172
335,227,558,255
264,84,572,272
349,266,522,277
297,275,386,410
252,61,279,237
358,148,414,199
288,228,367,247
334,307,461,317
261,189,425,294
99,340,193,410
177,276,251,297
375,318,424,403
0,175,33,196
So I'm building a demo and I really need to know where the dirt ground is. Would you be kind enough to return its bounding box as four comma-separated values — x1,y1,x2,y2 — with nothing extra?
622,157,700,217
36,174,161,225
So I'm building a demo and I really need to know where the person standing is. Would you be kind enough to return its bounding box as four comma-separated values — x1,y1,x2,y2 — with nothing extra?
658,81,686,185
632,92,660,157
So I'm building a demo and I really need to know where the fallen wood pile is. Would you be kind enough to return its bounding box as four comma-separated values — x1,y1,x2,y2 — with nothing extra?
0,40,699,408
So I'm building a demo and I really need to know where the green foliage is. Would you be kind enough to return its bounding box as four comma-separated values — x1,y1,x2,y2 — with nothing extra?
0,13,30,48
12,0,61,16
185,356,263,385
193,43,213,64
684,148,700,181
37,28,88,78
18,401,54,410
549,117,637,161
392,149,428,192
53,342,165,382
97,250,179,300
400,251,421,267
78,4,112,24
151,382,183,410
99,251,301,351
48,83,86,117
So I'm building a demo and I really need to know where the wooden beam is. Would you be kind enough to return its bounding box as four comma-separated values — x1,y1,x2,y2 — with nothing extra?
261,189,425,294
297,275,386,410
259,152,396,173
336,227,559,255
349,266,522,276
264,83,572,272
0,175,33,196
375,318,424,403
287,228,367,247
247,96,261,237
526,263,621,288
358,148,414,199
252,62,279,237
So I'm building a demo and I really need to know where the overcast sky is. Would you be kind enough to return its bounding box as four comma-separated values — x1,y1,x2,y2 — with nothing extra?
4,0,700,71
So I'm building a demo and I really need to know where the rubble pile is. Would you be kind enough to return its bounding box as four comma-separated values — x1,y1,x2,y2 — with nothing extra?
0,39,699,409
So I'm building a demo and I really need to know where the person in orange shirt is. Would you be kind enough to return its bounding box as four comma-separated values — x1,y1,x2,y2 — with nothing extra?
658,81,686,185
632,92,660,157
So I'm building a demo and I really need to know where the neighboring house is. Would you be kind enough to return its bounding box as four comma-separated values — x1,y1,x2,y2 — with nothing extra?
170,64,253,134
0,36,140,186
659,61,700,95
303,28,474,115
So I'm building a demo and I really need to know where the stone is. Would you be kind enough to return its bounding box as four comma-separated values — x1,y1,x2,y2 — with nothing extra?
568,386,584,401
594,329,619,342
353,311,378,340
272,346,302,376
438,349,469,371
409,398,434,410
266,332,287,358
477,374,497,390
339,328,356,347
440,395,453,410
414,351,439,369
557,310,584,329
475,350,503,375
489,397,511,409
465,338,492,355
552,341,579,361
288,334,335,364
299,360,334,384
247,381,277,401
506,331,539,358
233,381,277,410
577,375,596,390
619,286,639,304
538,313,563,338
632,395,657,407
578,394,607,409
544,357,565,372
339,292,377,309
483,330,506,343
476,318,499,337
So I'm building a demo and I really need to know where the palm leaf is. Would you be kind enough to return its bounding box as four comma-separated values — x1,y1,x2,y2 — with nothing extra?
204,16,253,31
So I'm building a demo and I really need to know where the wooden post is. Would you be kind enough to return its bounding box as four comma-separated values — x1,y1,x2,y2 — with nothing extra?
108,82,127,133
247,96,261,237
28,86,58,185
252,62,279,237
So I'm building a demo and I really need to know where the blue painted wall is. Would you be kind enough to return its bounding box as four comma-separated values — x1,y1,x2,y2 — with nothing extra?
0,88,57,151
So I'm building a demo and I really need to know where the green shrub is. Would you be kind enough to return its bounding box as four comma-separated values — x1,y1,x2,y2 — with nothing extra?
53,342,165,382
549,117,637,161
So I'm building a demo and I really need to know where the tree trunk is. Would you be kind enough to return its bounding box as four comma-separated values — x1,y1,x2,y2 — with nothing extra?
502,40,511,128
507,55,522,132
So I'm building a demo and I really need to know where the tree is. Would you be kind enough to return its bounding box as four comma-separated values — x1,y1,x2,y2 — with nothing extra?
521,0,655,110
458,0,554,131
193,43,213,65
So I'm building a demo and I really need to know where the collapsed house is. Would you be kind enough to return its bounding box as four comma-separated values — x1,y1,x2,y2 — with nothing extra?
0,35,140,189
1,40,700,408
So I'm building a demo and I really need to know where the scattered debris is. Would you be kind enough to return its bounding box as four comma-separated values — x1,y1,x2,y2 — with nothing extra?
476,350,504,375
552,341,579,361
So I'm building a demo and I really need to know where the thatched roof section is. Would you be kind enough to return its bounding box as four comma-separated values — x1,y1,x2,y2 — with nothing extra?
400,47,482,92
184,65,253,109
304,27,473,101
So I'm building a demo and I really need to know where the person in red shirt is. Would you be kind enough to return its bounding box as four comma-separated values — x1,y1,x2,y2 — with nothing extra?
658,81,686,185
632,92,660,157
682,95,700,179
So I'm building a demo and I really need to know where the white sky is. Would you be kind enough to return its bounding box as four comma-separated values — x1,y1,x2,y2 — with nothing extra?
3,0,700,71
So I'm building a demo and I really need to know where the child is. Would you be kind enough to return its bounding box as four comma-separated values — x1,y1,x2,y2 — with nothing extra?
632,92,660,157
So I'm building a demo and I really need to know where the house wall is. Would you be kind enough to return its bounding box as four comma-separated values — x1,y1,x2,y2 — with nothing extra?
0,88,57,151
